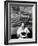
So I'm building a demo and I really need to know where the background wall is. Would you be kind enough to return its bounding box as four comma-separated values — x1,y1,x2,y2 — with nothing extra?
0,0,38,46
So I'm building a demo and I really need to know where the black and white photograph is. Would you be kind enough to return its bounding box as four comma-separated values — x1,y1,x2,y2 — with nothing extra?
4,1,37,45
11,3,32,39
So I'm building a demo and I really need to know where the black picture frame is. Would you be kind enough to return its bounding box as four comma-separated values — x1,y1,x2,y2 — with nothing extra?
4,1,37,45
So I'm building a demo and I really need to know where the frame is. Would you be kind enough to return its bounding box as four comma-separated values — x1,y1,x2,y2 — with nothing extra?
4,1,37,45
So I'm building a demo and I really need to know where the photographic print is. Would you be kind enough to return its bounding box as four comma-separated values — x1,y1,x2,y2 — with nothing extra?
11,3,32,39
4,1,37,45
